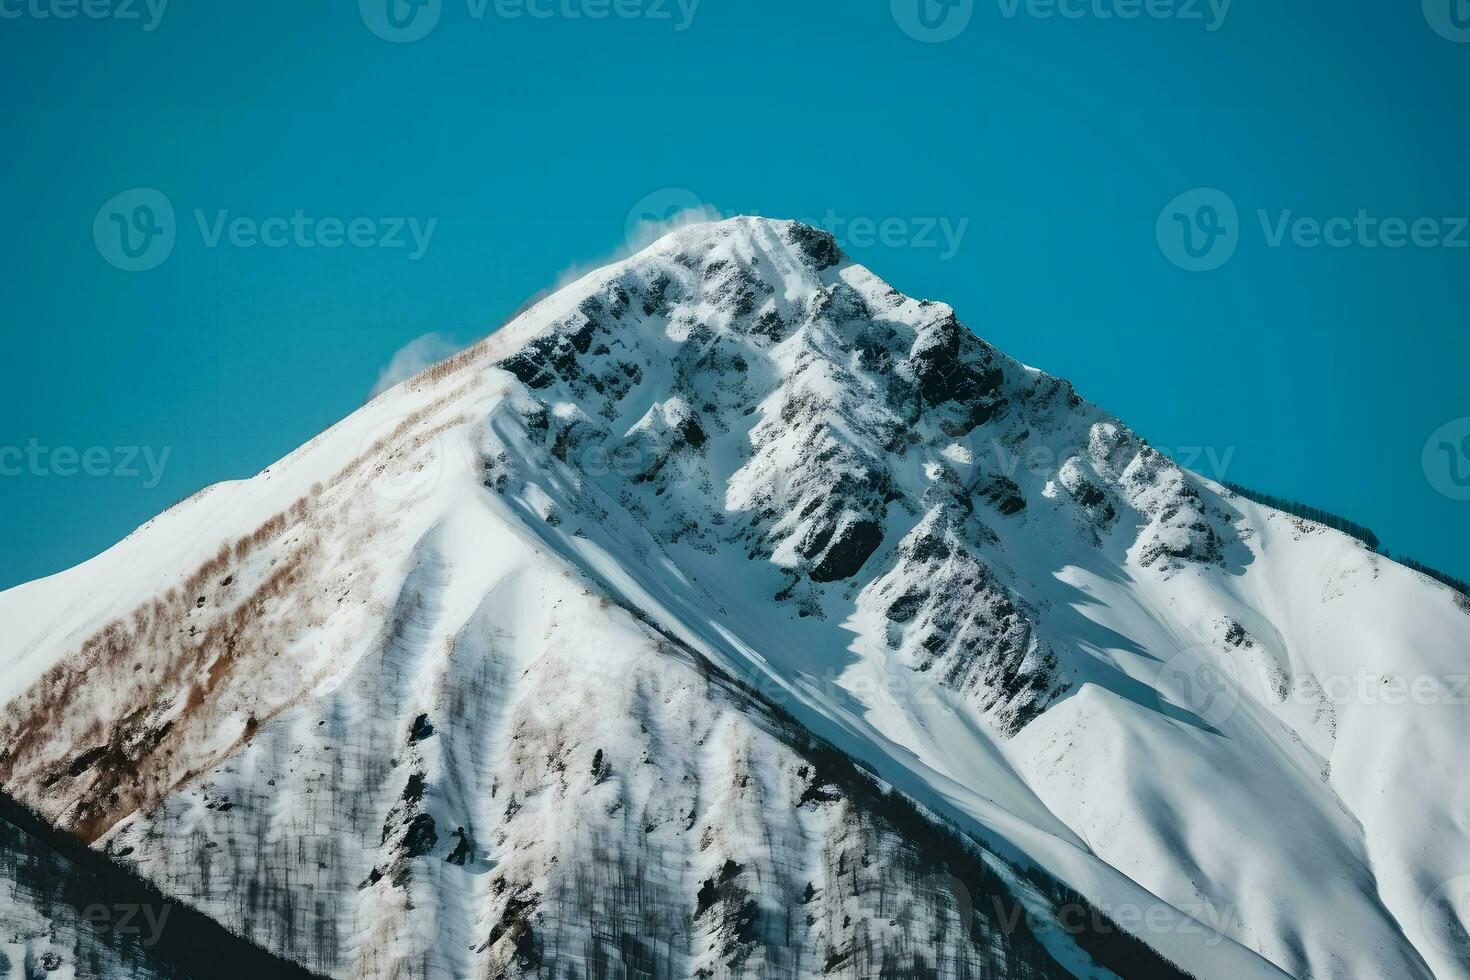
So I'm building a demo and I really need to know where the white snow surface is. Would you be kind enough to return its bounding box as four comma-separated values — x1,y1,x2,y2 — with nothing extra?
1,217,1467,979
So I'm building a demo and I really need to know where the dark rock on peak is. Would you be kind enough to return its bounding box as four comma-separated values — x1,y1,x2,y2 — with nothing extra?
785,222,843,270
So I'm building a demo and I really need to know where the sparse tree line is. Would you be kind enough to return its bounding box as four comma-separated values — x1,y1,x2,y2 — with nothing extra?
1224,481,1468,598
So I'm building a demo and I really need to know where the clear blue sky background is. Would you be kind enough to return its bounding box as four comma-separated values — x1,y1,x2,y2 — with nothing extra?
1,0,1467,591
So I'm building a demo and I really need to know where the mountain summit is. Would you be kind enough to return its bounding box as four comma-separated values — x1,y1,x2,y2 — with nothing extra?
3,217,1468,979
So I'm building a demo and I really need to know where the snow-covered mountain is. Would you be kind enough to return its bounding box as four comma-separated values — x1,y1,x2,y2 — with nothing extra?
3,216,1468,979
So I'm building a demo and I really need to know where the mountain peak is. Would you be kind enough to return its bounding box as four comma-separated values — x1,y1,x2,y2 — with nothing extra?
639,214,845,261
596,214,854,314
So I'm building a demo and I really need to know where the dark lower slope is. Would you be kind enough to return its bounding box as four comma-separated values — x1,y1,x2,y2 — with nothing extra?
747,680,1197,980
631,613,1199,980
0,789,320,980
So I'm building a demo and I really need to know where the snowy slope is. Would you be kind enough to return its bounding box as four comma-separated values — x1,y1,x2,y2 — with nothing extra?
2,217,1467,979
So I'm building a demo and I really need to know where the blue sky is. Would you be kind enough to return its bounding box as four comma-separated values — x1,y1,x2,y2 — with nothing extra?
1,0,1467,591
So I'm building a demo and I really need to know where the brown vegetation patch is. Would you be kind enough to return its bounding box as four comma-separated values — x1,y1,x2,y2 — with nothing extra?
1,393,475,841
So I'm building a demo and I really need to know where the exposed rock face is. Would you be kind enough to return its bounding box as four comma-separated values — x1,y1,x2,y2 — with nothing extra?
858,510,1067,734
468,218,1230,726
